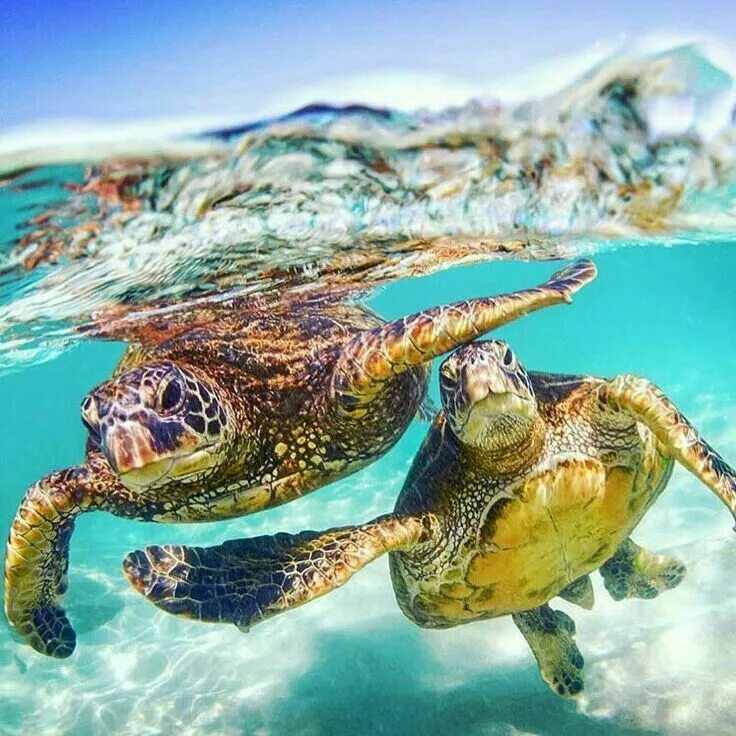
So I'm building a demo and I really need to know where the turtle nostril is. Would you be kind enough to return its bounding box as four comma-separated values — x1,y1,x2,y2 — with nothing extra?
503,348,514,367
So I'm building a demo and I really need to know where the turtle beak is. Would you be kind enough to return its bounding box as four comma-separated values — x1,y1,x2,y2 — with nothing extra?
101,419,210,490
102,424,159,477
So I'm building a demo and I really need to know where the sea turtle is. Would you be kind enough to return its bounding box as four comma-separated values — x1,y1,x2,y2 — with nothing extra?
5,260,597,658
123,339,736,697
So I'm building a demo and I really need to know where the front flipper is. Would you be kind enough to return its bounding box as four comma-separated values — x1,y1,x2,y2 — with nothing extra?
600,538,686,601
599,374,736,524
123,514,427,631
512,605,585,698
332,259,596,408
558,575,595,610
4,460,116,658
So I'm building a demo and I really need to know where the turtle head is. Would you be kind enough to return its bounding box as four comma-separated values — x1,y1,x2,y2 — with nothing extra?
81,362,230,492
440,340,538,451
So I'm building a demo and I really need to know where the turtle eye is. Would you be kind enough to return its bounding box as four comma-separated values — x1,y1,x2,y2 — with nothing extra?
158,376,185,415
503,348,514,367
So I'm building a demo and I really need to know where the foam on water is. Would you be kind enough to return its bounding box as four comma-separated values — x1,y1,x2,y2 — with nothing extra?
1,243,734,735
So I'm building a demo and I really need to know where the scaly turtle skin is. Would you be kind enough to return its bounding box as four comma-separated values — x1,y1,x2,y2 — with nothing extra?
5,260,596,658
124,340,736,698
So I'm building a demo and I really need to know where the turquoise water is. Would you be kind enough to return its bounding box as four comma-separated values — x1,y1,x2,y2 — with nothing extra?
1,242,735,735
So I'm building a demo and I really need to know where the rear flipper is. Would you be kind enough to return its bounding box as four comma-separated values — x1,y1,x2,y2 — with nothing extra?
600,537,686,601
123,514,426,631
512,605,585,698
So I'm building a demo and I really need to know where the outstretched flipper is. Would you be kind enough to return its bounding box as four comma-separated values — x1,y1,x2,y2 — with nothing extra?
4,458,118,657
513,605,585,698
123,514,428,631
332,259,596,409
558,575,595,610
600,537,686,601
599,374,736,524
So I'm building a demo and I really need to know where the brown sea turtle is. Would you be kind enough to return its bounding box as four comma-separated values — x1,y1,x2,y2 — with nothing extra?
124,339,736,697
5,260,596,658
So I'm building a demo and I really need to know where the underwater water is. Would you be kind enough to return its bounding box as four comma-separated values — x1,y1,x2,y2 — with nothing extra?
0,241,735,735
4,40,736,736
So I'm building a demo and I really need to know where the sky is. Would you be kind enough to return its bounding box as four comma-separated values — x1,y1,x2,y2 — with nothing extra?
0,0,735,132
